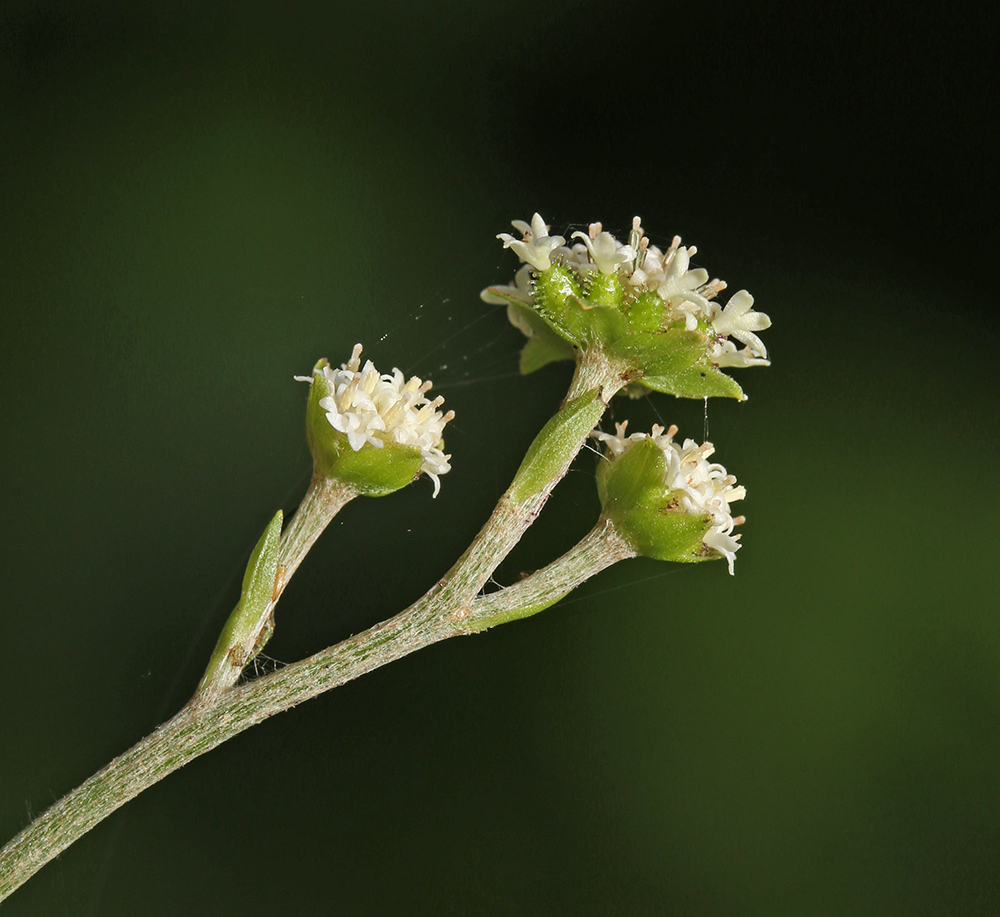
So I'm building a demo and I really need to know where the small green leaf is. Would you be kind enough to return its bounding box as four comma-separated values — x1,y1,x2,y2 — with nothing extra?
640,359,746,400
622,504,715,564
510,388,606,504
467,594,566,632
520,333,575,374
596,437,665,510
239,510,283,620
329,440,424,496
304,358,338,478
197,509,283,696
608,328,705,377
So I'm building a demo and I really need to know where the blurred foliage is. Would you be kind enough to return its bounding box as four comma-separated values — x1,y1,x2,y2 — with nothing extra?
1,2,997,914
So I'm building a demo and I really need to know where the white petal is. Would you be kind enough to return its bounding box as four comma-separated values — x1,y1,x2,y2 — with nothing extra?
703,529,741,575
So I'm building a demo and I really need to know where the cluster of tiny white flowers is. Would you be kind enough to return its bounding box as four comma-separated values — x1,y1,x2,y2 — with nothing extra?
594,421,746,574
297,344,454,497
493,213,771,366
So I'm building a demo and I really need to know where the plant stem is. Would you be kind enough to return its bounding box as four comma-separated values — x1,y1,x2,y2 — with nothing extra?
463,517,636,631
196,478,358,699
0,350,627,902
0,598,452,902
0,516,633,901
274,476,358,597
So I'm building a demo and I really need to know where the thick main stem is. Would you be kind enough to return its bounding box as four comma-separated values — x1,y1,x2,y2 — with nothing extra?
0,606,450,900
428,348,624,605
0,351,627,902
0,515,635,900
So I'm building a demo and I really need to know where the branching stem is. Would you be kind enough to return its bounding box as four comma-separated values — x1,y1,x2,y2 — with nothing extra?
0,351,628,902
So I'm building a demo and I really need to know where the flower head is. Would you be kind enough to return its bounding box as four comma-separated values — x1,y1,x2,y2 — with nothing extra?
484,213,772,400
593,422,746,573
297,344,454,496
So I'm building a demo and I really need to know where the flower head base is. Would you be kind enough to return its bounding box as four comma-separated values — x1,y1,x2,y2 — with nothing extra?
482,213,772,400
593,421,746,573
297,344,454,497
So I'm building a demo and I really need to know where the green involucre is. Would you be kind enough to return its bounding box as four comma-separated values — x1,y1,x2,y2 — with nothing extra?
607,329,705,377
490,267,746,401
596,440,715,563
305,359,425,496
638,358,746,401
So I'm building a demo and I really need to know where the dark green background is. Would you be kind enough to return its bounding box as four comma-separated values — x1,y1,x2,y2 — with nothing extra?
2,3,998,914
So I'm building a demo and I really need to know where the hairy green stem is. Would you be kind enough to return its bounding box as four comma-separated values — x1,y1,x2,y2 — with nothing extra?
0,514,634,900
197,478,358,699
0,350,628,902
463,517,636,631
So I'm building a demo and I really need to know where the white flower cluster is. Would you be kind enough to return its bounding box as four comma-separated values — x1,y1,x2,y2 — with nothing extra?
298,344,454,497
594,421,746,574
493,213,771,368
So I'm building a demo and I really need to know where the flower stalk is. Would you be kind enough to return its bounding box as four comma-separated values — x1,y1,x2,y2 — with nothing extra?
1,212,771,903
196,477,359,699
0,349,624,901
0,511,634,901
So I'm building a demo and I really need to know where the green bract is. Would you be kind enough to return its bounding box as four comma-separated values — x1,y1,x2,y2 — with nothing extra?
197,509,283,695
596,438,716,564
509,388,605,504
489,262,746,401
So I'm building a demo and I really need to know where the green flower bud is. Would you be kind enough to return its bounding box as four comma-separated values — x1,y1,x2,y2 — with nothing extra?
482,215,772,401
594,422,747,573
297,344,454,497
